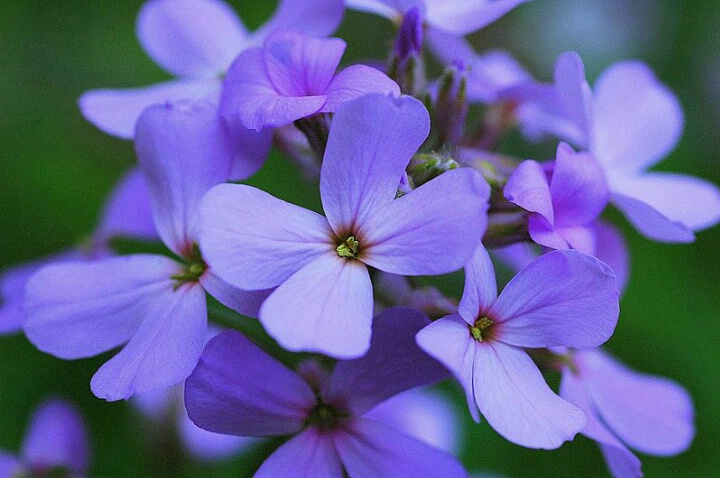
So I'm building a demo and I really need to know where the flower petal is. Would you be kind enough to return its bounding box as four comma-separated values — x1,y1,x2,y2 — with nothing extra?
611,172,720,232
324,307,448,415
551,143,609,226
252,0,345,43
473,341,586,449
21,399,89,473
320,94,430,233
0,454,21,476
592,61,683,173
78,79,219,139
578,349,695,456
135,101,235,257
364,387,462,454
322,65,400,112
199,183,333,290
137,0,248,77
225,119,274,181
362,167,489,276
260,254,374,359
185,330,315,437
553,51,593,147
593,221,630,294
335,417,466,478
200,272,271,319
490,250,619,348
504,159,554,222
95,168,158,243
24,255,178,359
425,0,529,35
221,47,326,130
415,314,480,422
458,245,498,323
90,282,206,401
255,428,343,478
611,192,695,243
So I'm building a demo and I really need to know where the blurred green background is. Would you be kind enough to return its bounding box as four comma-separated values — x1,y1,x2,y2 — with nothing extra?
1,1,719,476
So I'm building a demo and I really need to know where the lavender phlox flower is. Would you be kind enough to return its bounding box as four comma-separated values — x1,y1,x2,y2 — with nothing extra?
416,245,620,449
346,0,530,37
24,102,268,401
220,31,400,131
200,94,490,358
559,348,694,478
0,168,156,336
79,0,343,140
185,307,467,477
517,52,720,242
0,399,90,477
504,142,609,255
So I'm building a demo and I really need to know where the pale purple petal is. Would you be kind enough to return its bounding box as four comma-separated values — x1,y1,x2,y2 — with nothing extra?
132,386,175,421
320,94,430,233
425,28,476,65
78,79,219,139
225,119,274,180
221,47,326,130
137,0,248,77
259,254,373,359
504,159,554,222
490,242,538,273
592,61,683,173
560,371,643,478
322,65,400,112
185,330,315,436
24,255,178,359
593,221,630,294
458,245,498,323
90,282,206,401
611,172,720,232
199,183,333,290
178,406,257,460
527,214,571,250
263,32,345,97
554,51,593,147
0,454,21,476
324,307,448,415
95,168,158,243
22,399,89,473
1,261,47,335
344,0,406,20
555,225,596,255
255,428,343,478
415,314,480,422
336,417,466,477
490,250,619,348
577,349,695,456
364,387,462,454
362,168,489,276
135,101,235,257
611,192,695,243
200,272,271,319
252,0,345,43
551,143,609,226
425,0,529,35
473,341,586,449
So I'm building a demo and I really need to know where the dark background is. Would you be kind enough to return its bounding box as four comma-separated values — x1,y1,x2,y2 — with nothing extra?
1,1,718,476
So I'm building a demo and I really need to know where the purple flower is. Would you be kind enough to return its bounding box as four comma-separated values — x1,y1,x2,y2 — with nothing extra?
220,31,400,131
560,348,694,478
346,0,530,36
185,307,466,477
416,245,619,448
0,168,156,336
0,399,90,477
24,102,268,401
79,0,343,139
518,52,720,242
504,142,609,255
200,94,490,358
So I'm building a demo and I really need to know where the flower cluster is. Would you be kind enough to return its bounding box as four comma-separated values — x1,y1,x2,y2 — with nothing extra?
2,0,718,476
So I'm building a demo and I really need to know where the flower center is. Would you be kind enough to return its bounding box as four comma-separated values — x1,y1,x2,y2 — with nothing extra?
470,316,494,342
306,402,348,431
336,235,360,259
170,243,207,289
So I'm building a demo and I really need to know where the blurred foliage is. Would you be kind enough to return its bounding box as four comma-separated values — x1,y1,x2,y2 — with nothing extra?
1,1,719,477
